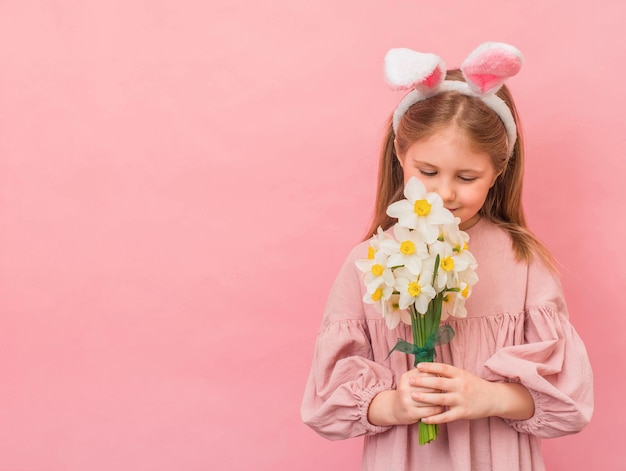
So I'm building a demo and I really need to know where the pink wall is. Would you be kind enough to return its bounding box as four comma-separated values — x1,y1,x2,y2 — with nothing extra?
0,1,624,469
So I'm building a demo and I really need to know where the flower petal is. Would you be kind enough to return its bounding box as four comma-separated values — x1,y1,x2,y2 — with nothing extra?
404,256,423,275
355,259,373,273
386,200,412,219
404,177,427,201
385,312,401,329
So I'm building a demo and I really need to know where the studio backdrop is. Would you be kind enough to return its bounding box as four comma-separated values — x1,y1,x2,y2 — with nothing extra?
0,1,624,469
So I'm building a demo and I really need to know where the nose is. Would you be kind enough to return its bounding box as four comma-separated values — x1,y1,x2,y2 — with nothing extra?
436,180,455,203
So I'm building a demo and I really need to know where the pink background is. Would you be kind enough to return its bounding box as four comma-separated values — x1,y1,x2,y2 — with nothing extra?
0,1,624,469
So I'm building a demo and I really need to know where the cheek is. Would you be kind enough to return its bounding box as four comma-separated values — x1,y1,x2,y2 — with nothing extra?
468,185,491,207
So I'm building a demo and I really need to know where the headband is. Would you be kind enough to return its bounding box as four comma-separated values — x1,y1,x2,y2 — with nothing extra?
384,42,524,156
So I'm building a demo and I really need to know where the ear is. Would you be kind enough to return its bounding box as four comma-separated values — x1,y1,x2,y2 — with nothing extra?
461,42,523,95
490,168,504,187
384,48,446,93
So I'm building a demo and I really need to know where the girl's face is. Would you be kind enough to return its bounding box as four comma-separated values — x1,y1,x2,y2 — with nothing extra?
397,125,499,230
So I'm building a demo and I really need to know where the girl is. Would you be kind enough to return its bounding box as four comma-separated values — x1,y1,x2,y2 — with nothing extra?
301,42,593,470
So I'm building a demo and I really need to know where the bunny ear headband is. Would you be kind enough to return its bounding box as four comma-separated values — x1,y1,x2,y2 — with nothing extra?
385,42,524,156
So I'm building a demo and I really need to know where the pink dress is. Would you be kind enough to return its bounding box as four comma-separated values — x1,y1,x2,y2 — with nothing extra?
301,218,593,470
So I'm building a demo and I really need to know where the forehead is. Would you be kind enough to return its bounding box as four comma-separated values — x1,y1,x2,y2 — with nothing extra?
404,126,494,170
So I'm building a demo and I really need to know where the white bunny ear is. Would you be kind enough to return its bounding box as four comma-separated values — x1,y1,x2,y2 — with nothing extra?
461,42,524,95
384,48,446,93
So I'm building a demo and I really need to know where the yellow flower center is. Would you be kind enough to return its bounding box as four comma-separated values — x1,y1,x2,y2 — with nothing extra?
400,240,415,255
441,256,455,271
367,246,376,259
371,264,384,276
414,199,431,216
407,282,421,297
462,285,469,297
371,288,383,302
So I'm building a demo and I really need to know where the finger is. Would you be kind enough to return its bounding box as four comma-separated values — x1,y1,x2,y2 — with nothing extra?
410,375,454,393
411,398,434,407
421,408,457,425
406,369,438,381
412,405,445,419
411,392,440,406
408,371,440,387
416,362,455,377
412,391,454,407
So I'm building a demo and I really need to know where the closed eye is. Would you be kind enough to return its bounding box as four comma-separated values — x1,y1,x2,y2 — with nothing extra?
419,169,437,177
458,176,478,182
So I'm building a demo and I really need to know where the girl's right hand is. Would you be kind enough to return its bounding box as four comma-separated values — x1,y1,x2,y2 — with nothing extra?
367,369,445,426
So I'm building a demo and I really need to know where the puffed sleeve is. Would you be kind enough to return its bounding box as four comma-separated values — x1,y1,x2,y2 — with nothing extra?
300,245,395,440
483,259,594,438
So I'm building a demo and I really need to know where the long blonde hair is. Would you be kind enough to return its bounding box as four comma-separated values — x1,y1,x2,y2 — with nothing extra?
366,69,555,269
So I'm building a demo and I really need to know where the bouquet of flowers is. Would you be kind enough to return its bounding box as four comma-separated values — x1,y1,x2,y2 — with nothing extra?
356,177,478,445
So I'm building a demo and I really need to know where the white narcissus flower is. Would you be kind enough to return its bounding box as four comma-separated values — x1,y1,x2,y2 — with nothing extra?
429,240,472,291
362,283,394,314
356,230,396,315
359,226,395,264
379,224,429,275
441,265,479,319
439,218,464,246
440,221,477,268
358,227,406,316
355,249,395,294
442,282,470,319
386,177,454,243
370,226,393,253
383,294,411,329
393,267,436,314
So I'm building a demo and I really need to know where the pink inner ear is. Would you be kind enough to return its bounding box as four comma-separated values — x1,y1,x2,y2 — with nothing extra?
421,67,442,90
462,47,523,93
415,66,443,92
464,73,499,93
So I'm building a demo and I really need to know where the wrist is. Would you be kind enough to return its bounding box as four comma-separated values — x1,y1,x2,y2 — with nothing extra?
491,381,535,420
367,389,399,426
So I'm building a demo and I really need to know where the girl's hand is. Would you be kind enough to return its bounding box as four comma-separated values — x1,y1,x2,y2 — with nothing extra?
367,369,445,426
410,362,535,424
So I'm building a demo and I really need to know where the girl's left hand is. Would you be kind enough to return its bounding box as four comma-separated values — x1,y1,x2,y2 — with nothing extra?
409,362,534,424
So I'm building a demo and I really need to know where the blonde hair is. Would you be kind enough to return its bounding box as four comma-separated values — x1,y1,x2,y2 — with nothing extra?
366,69,555,269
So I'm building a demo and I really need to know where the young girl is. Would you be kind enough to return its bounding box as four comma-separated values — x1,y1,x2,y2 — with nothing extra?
301,42,593,470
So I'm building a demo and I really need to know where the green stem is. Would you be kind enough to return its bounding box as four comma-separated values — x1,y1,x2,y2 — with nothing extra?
414,255,443,444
